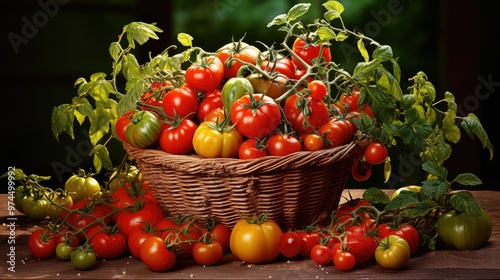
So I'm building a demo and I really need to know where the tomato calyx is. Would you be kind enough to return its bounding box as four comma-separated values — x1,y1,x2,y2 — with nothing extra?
240,212,271,225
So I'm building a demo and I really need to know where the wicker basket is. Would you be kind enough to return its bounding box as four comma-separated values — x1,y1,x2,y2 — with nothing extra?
124,141,362,229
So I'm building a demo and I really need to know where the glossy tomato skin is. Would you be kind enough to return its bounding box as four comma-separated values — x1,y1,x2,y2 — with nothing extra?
115,110,134,142
231,94,281,139
375,235,410,269
230,216,283,264
388,224,420,256
192,121,243,158
71,247,97,271
185,56,224,92
22,195,49,221
127,226,156,260
238,138,269,159
335,198,372,223
351,160,372,182
364,142,388,165
63,199,112,241
209,223,232,252
260,57,296,79
125,110,162,148
343,225,378,265
141,236,177,272
217,41,260,79
302,133,325,151
266,134,302,156
159,118,198,155
333,251,356,271
292,37,331,70
297,230,321,258
220,77,255,116
28,229,56,259
116,202,165,239
88,228,127,259
339,88,376,118
437,208,492,250
197,89,223,123
310,244,332,266
308,80,328,100
192,240,224,266
279,231,302,258
55,242,74,261
162,84,199,120
284,94,329,134
64,172,101,203
246,73,288,100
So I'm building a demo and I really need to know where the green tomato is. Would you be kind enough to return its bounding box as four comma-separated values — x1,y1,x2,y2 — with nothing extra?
437,207,492,250
108,165,142,194
375,235,410,270
220,77,254,117
71,248,97,271
22,195,49,220
56,242,74,261
14,185,32,213
125,110,162,148
64,171,101,203
46,191,74,219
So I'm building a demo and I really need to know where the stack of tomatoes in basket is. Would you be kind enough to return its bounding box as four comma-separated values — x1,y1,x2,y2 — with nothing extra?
115,37,382,167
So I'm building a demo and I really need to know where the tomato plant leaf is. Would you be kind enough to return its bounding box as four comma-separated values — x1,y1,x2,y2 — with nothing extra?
122,54,142,81
450,191,481,216
374,67,403,102
90,144,113,173
392,59,401,83
0,168,27,181
452,173,482,187
73,97,95,125
322,1,344,21
385,193,420,212
422,141,452,166
316,26,336,42
286,3,311,22
372,45,393,62
442,111,461,144
422,162,448,180
362,187,390,205
357,38,369,62
421,179,449,199
353,59,381,81
123,22,162,49
404,200,438,219
177,32,193,47
109,42,123,62
461,113,494,160
51,104,75,141
383,157,391,183
267,14,288,27
116,78,143,116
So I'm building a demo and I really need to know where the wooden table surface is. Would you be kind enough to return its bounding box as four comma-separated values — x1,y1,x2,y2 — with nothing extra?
1,189,499,279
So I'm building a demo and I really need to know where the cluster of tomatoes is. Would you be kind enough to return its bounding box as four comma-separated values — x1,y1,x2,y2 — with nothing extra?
24,167,420,272
114,37,379,160
24,171,234,271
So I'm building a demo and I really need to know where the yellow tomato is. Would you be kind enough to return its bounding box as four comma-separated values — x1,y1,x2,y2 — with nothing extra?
229,214,283,264
391,185,421,200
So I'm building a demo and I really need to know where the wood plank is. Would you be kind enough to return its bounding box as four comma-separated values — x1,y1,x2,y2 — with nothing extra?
1,190,499,279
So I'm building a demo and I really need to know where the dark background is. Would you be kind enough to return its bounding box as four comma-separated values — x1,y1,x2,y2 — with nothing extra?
2,0,499,191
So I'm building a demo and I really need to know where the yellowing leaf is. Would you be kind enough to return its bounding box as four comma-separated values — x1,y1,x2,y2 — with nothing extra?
177,32,193,47
384,157,391,183
357,38,369,62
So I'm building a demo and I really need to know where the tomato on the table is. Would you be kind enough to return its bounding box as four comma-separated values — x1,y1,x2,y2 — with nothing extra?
28,229,56,259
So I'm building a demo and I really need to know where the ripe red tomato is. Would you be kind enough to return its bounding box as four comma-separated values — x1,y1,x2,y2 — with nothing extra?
388,224,420,256
116,202,165,238
284,93,330,134
310,244,332,266
238,138,269,159
296,230,321,258
319,118,348,148
343,225,378,265
260,57,296,79
192,239,224,266
333,251,356,271
266,134,303,156
335,198,372,223
127,225,156,260
53,227,79,248
197,89,223,123
28,229,56,259
231,94,281,139
364,142,388,165
159,118,198,155
302,133,325,151
216,40,260,79
351,160,372,181
185,56,224,92
88,227,127,259
308,80,328,100
279,231,302,258
162,83,199,119
115,110,134,143
292,37,332,70
339,88,376,118
160,216,203,260
204,107,226,123
63,199,113,240
140,236,177,272
209,223,232,252
110,180,158,223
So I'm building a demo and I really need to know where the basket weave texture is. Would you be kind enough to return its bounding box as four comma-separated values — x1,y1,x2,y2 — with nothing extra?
124,141,362,229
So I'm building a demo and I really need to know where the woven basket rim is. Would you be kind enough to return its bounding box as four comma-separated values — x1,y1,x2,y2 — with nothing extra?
124,141,362,176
